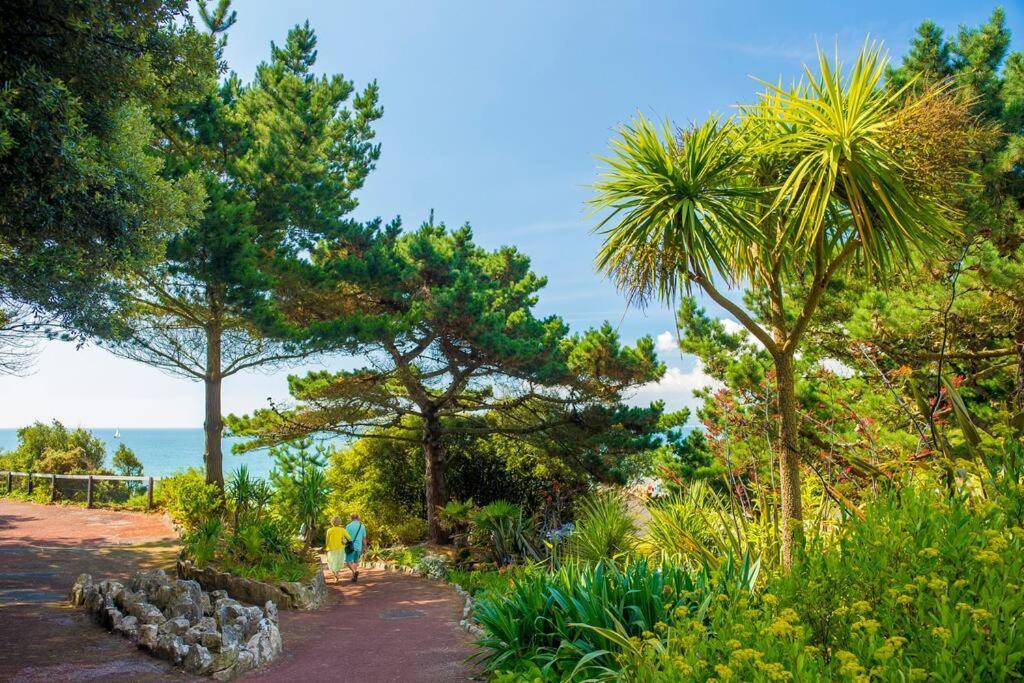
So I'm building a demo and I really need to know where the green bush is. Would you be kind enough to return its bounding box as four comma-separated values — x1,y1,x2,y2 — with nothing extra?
474,555,759,678
156,469,223,532
393,517,429,545
0,420,106,473
565,490,637,565
491,484,1024,681
471,500,539,566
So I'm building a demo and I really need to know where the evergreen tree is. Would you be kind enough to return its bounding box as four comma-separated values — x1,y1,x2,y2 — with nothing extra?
0,0,212,367
104,2,384,488
229,220,668,542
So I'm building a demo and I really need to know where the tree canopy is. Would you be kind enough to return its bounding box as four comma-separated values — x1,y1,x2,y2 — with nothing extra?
102,3,384,488
229,220,671,541
0,0,212,337
591,44,979,567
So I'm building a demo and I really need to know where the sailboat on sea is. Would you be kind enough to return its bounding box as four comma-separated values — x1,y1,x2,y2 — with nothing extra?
114,428,121,439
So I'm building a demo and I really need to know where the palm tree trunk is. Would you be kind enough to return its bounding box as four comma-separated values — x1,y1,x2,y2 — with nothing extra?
422,414,447,543
774,352,803,569
204,324,224,490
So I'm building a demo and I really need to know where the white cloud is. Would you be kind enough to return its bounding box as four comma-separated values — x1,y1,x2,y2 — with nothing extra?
719,318,744,335
819,357,855,378
719,318,765,349
656,330,676,352
628,361,720,412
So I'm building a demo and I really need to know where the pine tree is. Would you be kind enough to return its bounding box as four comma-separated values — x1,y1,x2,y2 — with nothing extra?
229,220,669,542
104,2,384,489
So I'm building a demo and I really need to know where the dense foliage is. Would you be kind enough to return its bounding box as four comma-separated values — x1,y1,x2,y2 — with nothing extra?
102,1,384,489
230,220,673,541
0,420,107,473
591,42,980,567
0,0,210,346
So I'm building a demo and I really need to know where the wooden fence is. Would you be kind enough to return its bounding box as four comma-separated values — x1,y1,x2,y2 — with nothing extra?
1,471,161,510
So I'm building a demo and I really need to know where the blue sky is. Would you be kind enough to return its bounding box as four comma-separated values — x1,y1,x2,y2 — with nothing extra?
0,0,1017,427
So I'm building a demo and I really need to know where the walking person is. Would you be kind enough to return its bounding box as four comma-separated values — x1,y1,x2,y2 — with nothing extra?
345,513,367,583
324,516,351,584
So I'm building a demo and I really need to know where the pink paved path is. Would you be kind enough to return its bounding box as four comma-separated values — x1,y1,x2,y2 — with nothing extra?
0,500,479,682
248,568,479,682
0,499,183,681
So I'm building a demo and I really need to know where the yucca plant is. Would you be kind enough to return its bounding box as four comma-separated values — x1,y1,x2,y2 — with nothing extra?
592,43,978,568
565,490,637,565
471,500,539,566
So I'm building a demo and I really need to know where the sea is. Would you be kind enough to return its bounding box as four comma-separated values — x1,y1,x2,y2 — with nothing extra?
0,428,283,479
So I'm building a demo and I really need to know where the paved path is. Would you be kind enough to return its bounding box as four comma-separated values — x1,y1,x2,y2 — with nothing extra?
0,500,479,682
248,568,479,682
0,499,183,682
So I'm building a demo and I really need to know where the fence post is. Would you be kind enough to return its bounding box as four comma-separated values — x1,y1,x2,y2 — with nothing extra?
147,477,154,511
5,471,10,494
50,474,57,502
27,473,33,495
86,475,94,509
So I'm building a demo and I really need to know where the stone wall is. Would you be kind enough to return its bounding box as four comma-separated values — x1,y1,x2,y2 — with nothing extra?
70,569,282,680
177,558,327,610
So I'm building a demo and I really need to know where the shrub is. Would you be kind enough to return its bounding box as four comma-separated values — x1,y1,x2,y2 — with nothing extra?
269,441,330,547
393,517,429,545
584,485,1024,681
415,554,449,580
564,490,637,565
473,555,760,678
471,500,539,566
112,444,144,477
0,420,105,472
156,469,223,532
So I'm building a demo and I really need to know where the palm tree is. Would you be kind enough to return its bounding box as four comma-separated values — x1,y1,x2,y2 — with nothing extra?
591,44,975,568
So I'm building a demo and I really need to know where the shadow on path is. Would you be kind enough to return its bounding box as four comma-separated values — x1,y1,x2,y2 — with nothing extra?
1,501,480,682
0,500,185,682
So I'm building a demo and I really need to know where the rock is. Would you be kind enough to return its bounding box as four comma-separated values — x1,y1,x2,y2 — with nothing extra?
97,579,125,603
102,605,124,630
114,615,139,641
263,600,278,624
220,622,243,651
130,569,170,601
158,616,191,636
234,649,256,676
128,600,165,626
69,574,93,606
138,624,159,651
214,598,245,629
76,569,283,676
200,592,212,616
184,643,215,675
155,632,189,664
244,618,283,666
210,643,240,678
115,589,147,613
241,606,263,637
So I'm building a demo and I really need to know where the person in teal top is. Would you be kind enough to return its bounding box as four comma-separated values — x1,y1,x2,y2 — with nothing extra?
345,514,367,583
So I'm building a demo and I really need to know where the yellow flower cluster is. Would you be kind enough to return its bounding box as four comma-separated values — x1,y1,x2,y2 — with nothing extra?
851,618,881,636
917,547,939,558
767,609,803,639
873,635,907,662
835,650,867,681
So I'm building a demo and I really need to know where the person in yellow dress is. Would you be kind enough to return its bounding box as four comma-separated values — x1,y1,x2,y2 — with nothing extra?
324,516,351,584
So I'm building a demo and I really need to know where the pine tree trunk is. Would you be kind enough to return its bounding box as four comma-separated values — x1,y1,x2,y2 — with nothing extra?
774,352,803,569
204,325,224,490
422,414,447,543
